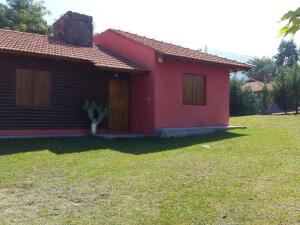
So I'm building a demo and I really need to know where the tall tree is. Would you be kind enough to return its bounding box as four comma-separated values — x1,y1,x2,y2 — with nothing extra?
272,68,294,114
0,0,51,35
288,64,300,113
261,83,272,114
274,40,299,67
279,7,300,37
0,4,12,28
245,57,277,81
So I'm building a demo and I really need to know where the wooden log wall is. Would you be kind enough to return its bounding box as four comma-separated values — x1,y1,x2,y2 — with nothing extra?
0,53,111,130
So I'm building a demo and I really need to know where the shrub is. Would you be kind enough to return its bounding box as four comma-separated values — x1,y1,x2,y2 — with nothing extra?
230,77,260,116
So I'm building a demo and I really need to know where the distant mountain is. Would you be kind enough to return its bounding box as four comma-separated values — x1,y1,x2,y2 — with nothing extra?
206,50,254,79
207,50,254,63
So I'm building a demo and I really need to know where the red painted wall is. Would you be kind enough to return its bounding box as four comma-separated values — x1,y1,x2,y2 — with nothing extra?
94,30,156,134
153,57,230,128
94,30,231,134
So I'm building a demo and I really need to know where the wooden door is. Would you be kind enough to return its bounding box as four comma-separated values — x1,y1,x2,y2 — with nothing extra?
109,78,130,132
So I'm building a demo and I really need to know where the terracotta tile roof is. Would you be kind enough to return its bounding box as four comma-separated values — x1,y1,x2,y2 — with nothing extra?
0,29,146,72
110,29,252,70
244,79,264,92
243,79,273,92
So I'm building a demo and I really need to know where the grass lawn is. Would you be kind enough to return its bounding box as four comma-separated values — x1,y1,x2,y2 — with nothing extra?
0,115,299,225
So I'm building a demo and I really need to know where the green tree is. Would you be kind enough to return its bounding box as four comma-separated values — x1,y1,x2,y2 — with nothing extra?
0,0,51,35
0,4,12,28
288,64,300,113
272,68,294,114
230,77,260,116
261,83,272,114
279,7,300,37
274,40,299,68
245,57,277,81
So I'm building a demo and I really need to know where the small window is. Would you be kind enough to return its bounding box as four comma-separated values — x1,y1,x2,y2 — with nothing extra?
183,74,206,105
16,69,50,107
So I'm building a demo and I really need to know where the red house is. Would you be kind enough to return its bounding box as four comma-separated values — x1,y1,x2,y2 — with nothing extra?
0,12,251,137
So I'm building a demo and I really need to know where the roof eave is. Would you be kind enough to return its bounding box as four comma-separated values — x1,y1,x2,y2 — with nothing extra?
0,48,148,73
0,48,89,63
94,65,149,74
229,65,253,72
160,52,253,71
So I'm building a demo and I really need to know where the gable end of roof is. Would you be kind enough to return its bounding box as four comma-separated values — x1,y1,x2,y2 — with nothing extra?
108,29,252,71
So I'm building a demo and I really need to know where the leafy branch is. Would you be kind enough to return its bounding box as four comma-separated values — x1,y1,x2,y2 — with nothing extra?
279,7,300,37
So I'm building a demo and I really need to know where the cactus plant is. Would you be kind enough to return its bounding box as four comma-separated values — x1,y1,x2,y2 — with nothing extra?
83,100,108,136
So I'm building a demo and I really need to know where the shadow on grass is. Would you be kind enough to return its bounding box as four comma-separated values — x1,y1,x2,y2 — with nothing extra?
272,112,299,116
0,131,247,156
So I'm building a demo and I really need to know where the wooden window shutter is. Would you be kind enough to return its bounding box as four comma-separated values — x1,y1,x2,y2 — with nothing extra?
33,71,50,107
183,75,193,105
193,76,205,105
183,74,206,105
16,69,33,107
15,69,50,108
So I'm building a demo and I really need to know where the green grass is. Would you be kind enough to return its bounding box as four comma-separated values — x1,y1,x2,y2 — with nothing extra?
0,115,300,225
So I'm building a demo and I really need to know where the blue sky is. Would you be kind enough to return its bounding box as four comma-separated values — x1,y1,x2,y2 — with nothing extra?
1,0,300,58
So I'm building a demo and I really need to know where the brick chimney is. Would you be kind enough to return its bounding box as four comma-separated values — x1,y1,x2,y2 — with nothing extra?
53,11,93,47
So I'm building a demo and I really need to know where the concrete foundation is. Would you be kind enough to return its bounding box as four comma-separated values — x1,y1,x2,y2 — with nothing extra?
156,126,246,138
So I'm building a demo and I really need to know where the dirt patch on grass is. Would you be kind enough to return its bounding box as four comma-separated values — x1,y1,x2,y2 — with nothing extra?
0,177,112,224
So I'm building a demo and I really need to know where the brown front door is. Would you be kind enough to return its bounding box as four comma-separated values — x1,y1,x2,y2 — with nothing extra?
109,78,130,132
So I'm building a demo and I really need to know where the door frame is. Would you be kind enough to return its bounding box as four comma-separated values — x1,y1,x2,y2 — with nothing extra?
108,76,131,133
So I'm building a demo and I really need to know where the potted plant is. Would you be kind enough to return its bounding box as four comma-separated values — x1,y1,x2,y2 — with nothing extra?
83,100,108,136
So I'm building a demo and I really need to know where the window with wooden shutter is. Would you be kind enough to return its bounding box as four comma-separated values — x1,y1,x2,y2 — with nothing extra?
16,70,33,107
183,74,206,105
16,69,50,108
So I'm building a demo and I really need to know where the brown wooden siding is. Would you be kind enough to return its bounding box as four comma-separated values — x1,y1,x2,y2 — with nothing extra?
0,54,114,130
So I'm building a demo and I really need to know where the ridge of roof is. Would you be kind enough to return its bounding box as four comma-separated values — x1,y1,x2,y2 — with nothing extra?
0,28,48,37
109,29,216,56
108,29,252,70
0,29,146,72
